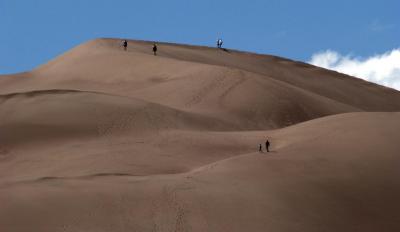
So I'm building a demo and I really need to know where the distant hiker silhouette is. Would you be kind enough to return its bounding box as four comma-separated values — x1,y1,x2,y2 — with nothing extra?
153,43,158,56
265,140,270,152
217,38,223,48
259,144,262,152
122,40,128,51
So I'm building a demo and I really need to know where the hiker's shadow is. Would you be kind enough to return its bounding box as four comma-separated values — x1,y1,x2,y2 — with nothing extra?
219,48,230,53
264,151,277,154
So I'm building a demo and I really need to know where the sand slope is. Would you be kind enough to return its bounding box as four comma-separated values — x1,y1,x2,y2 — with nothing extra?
1,39,400,231
1,113,400,232
1,39,400,129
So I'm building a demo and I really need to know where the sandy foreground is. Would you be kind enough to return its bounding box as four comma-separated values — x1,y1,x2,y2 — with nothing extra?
1,39,400,231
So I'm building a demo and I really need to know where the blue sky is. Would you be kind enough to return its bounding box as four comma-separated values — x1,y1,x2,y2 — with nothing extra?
1,0,399,79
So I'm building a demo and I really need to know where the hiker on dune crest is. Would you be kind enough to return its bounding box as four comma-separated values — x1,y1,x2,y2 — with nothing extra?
217,38,223,48
153,43,158,56
122,39,128,51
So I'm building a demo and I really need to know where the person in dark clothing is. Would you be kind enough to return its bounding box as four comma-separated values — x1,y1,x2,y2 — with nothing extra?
153,43,158,56
122,40,128,51
266,140,270,152
259,144,262,152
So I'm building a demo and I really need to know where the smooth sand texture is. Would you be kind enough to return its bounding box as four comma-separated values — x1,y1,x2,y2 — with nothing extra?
1,39,400,231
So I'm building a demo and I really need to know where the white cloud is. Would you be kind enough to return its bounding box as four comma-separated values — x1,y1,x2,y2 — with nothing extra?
308,49,400,91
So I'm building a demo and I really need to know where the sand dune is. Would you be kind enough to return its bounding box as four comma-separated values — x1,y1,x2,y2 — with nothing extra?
0,89,235,145
1,39,400,231
2,39,400,128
